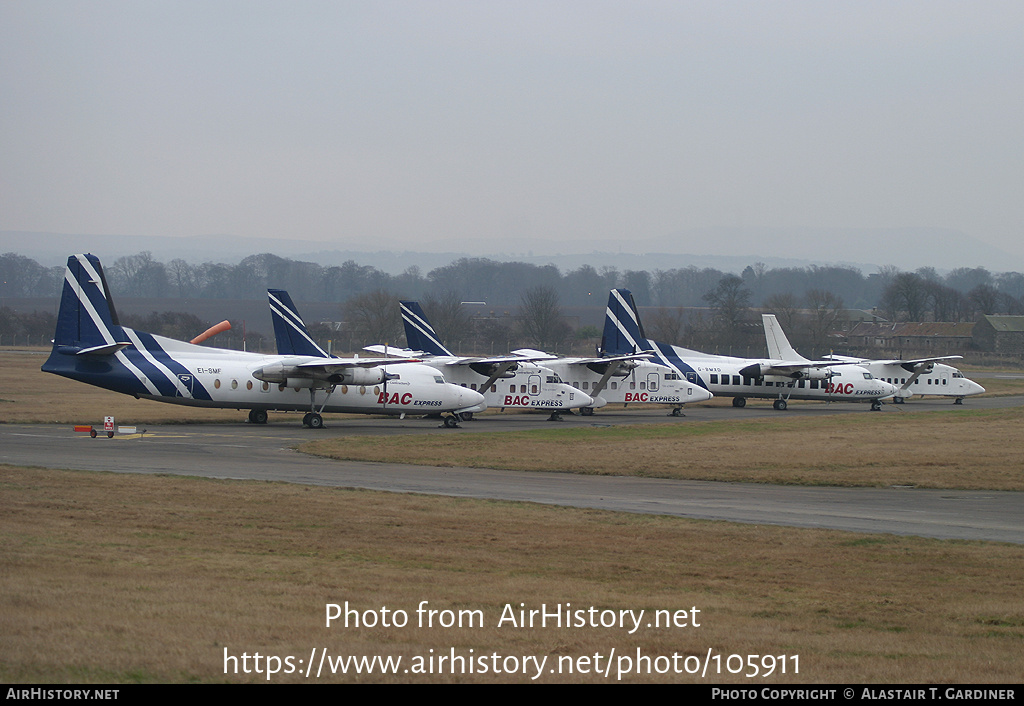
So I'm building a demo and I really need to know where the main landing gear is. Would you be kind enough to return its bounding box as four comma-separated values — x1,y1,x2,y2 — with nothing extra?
772,399,788,411
303,412,324,429
732,397,746,408
247,409,268,424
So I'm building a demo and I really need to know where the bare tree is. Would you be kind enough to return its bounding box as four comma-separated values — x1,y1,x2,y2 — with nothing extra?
421,290,471,349
703,275,752,346
345,289,403,347
647,306,686,343
518,286,568,350
804,289,844,353
763,292,799,332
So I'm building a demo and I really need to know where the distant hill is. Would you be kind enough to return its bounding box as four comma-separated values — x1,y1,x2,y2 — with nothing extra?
3,225,1018,275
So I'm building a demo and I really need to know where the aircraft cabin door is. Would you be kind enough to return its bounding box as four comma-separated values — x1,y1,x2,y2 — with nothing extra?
646,372,659,392
528,374,541,397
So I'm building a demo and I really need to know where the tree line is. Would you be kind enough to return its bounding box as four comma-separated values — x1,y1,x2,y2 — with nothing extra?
3,251,1023,355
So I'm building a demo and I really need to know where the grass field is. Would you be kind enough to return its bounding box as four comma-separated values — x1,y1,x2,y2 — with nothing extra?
3,466,1022,684
3,348,1022,683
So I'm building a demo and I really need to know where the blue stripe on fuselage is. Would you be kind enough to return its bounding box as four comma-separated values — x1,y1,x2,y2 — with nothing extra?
649,340,708,391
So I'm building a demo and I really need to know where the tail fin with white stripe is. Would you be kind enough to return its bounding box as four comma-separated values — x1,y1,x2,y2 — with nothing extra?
268,289,330,357
400,301,453,356
51,253,130,354
601,289,646,356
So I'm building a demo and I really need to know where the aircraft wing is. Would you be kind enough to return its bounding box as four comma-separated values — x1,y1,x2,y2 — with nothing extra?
564,352,656,366
295,355,422,370
254,355,423,388
740,358,860,379
364,345,545,367
863,355,962,367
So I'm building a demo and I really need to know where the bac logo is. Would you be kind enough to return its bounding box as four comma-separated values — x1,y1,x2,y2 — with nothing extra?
624,392,649,402
827,382,854,395
504,395,532,406
378,392,414,405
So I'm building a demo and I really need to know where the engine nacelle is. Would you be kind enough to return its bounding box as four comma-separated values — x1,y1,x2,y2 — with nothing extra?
253,364,386,387
332,367,387,386
790,367,832,381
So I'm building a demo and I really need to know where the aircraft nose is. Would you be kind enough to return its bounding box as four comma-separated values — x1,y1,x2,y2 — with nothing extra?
568,388,594,407
460,386,486,408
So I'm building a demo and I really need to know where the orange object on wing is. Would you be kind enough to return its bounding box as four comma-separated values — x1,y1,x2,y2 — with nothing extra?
190,320,232,344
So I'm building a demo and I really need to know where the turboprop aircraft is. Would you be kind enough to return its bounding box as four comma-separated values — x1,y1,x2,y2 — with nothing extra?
602,289,900,411
269,291,592,420
393,299,709,418
369,298,594,420
508,347,714,416
761,314,986,405
41,254,485,429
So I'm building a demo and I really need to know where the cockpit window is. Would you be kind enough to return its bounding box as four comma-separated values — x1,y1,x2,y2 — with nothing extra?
434,376,445,384
863,373,873,379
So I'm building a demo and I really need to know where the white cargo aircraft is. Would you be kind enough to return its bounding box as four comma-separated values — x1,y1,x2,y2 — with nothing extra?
42,254,484,429
602,289,900,411
506,347,714,417
386,299,594,420
761,314,986,404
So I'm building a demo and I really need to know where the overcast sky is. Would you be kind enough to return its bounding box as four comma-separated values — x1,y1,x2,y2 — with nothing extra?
2,1,1023,267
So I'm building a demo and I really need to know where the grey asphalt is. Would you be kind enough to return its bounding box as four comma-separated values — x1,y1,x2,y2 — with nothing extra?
3,395,1022,544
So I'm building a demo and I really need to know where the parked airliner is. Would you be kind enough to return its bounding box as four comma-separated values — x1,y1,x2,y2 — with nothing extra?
269,292,592,420
393,299,710,417
42,255,484,429
762,315,986,404
601,289,900,410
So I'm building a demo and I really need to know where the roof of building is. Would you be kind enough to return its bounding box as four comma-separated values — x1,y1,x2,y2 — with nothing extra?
978,315,1024,333
848,321,976,338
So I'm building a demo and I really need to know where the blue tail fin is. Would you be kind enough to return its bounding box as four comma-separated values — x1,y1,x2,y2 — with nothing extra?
601,289,646,355
268,289,329,357
51,253,130,354
43,254,211,400
400,301,453,356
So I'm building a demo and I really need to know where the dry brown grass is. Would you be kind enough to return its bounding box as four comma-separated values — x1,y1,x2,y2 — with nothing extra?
2,466,1022,684
303,406,1024,491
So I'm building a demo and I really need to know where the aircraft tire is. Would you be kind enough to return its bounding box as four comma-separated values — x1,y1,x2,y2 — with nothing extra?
249,409,269,424
773,399,787,411
460,412,474,421
307,413,324,429
894,397,905,404
443,415,459,428
580,407,594,416
732,397,746,408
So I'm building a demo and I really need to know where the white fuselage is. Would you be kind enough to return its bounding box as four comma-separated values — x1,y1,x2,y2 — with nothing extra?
851,361,985,401
418,359,593,412
125,334,484,416
644,344,900,404
540,359,714,408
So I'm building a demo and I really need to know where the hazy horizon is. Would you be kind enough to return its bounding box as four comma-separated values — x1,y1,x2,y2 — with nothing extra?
3,2,1023,269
